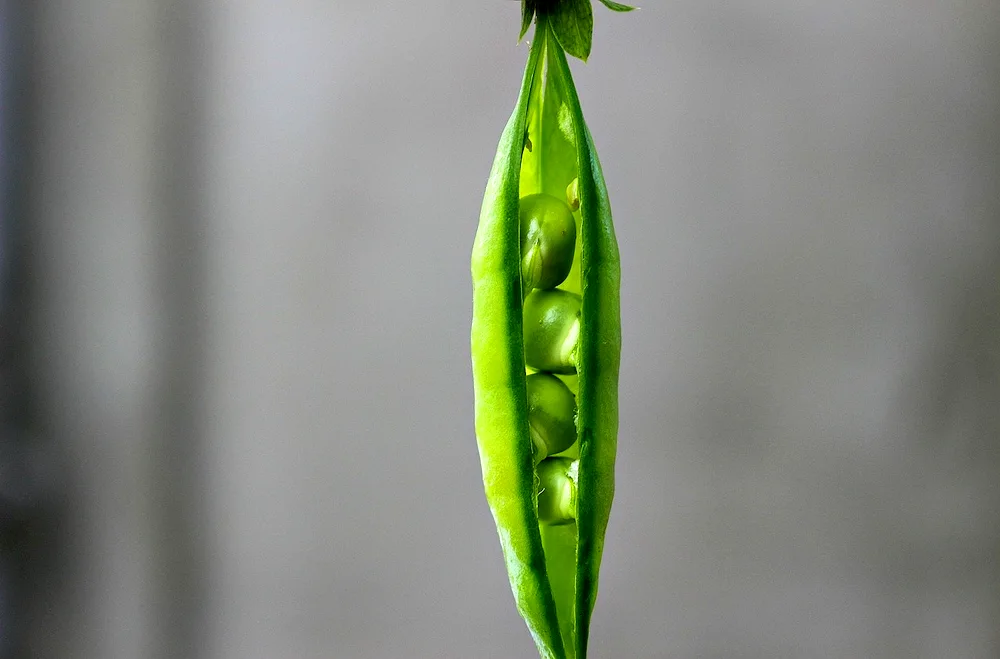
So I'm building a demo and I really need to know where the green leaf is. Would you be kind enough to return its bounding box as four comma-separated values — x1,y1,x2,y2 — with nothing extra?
598,0,637,11
520,0,537,41
549,0,593,61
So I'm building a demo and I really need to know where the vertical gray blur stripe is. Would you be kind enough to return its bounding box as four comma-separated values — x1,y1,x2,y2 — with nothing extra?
3,2,64,658
149,1,209,658
0,1,34,657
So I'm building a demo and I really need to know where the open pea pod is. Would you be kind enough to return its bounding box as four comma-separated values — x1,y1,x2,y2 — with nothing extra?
470,14,621,659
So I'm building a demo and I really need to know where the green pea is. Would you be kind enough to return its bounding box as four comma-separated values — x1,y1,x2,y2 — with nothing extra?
523,289,581,375
526,373,578,462
520,193,577,292
536,458,578,526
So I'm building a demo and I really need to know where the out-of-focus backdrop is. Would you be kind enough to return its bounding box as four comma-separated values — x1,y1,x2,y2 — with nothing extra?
1,1,998,658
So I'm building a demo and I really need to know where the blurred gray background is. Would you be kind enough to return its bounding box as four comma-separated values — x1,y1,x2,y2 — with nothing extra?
3,1,999,658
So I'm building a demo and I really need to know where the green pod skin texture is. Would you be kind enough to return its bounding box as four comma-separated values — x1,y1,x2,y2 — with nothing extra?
520,193,578,292
526,373,578,461
470,15,621,659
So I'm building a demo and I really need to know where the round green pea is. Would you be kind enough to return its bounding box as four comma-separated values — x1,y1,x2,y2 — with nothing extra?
536,457,577,526
523,289,581,374
519,193,577,292
526,373,577,462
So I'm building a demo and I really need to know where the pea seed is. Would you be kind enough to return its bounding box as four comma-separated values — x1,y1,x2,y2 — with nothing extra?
523,289,582,374
519,193,577,292
536,457,578,526
526,373,577,462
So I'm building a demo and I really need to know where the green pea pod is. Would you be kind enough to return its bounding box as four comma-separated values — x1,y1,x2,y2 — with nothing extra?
470,14,621,659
